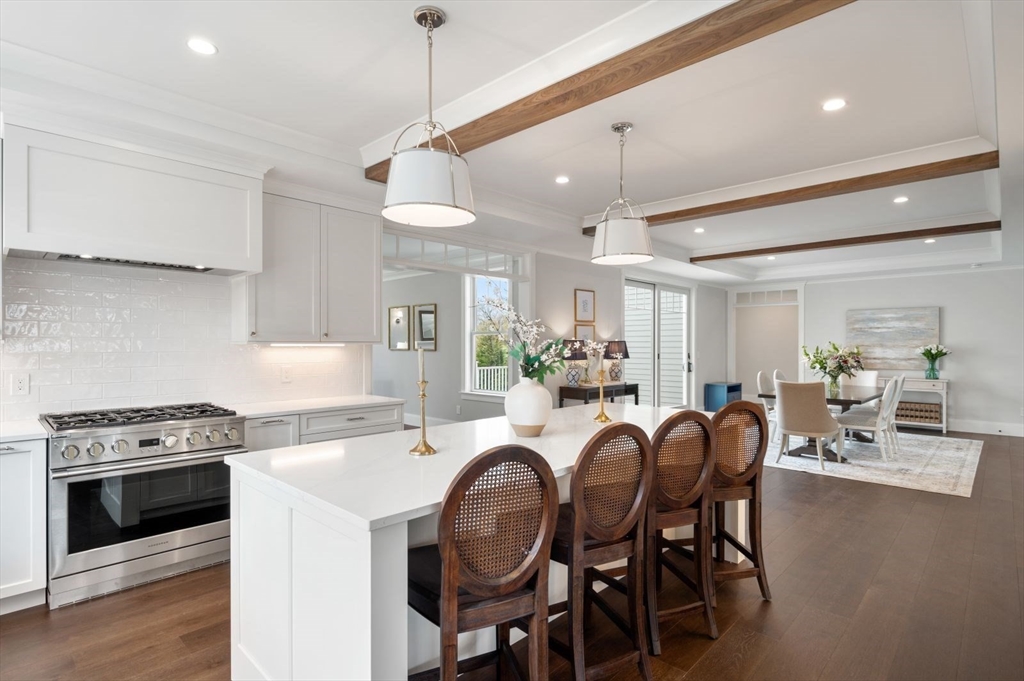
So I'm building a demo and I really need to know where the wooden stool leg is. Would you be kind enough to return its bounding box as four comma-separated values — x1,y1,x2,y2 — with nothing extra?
528,609,548,681
583,567,594,626
749,491,771,601
714,501,726,560
441,621,458,681
628,552,654,681
645,521,662,655
568,558,587,681
655,529,664,591
497,622,512,681
697,508,719,638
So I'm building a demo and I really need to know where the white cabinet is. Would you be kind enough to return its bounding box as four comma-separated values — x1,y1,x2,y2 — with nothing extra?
2,125,262,274
233,195,382,343
0,439,47,614
321,205,381,342
244,415,301,452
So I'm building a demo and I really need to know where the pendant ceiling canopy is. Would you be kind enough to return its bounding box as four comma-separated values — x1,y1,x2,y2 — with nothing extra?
382,6,475,228
591,122,653,266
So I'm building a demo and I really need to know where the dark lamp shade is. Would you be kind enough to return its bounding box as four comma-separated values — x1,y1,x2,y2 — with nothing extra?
565,340,587,362
604,340,629,359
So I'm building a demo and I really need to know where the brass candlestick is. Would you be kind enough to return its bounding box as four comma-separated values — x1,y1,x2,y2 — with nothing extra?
409,380,437,456
594,369,612,423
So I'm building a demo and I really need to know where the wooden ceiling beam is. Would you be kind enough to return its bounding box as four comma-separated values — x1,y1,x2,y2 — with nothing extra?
582,151,999,237
687,221,1001,263
365,0,855,183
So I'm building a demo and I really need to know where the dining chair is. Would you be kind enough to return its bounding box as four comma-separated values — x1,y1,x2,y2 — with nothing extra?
756,370,779,443
711,401,771,601
644,410,718,656
772,369,787,383
774,380,843,470
837,378,900,462
546,422,654,681
840,370,881,409
889,374,906,455
408,445,559,681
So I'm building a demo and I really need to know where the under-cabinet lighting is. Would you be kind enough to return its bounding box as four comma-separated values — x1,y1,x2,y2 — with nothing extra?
269,343,347,347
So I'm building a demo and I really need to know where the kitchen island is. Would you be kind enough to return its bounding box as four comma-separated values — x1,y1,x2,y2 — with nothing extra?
226,403,747,680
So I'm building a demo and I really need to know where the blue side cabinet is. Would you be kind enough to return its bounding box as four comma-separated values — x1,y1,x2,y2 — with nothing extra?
704,382,742,412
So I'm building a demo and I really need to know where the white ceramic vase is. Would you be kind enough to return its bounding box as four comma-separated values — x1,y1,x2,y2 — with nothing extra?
504,377,552,437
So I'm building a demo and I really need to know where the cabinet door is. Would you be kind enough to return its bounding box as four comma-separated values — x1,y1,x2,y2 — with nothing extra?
320,205,381,342
249,195,321,342
0,440,47,600
244,415,301,452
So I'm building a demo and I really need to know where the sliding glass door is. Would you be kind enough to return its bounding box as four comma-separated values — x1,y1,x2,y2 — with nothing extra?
624,281,690,407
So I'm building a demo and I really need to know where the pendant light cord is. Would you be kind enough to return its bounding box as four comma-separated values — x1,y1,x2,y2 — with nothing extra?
618,130,626,217
426,16,435,149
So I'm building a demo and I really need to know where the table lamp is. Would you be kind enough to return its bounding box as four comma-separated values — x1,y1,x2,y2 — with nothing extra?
604,340,629,382
564,340,587,387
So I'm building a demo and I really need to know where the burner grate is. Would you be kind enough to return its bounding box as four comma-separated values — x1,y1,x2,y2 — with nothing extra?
42,403,237,431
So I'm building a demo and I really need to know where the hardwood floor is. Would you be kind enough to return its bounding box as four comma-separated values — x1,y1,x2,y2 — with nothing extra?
1,430,1020,681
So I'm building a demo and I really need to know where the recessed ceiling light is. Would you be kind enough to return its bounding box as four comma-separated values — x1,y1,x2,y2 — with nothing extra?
195,265,206,269
187,38,218,55
924,239,936,244
555,176,570,184
822,98,846,111
79,254,93,259
893,196,909,204
694,227,705,234
767,256,776,260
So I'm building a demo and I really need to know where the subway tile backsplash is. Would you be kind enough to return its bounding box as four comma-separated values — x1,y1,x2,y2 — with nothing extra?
1,258,368,421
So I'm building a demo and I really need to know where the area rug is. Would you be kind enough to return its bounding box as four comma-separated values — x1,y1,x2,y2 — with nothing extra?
764,432,982,497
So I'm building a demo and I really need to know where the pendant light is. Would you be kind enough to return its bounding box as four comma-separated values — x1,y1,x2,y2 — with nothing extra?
591,122,653,265
382,6,475,228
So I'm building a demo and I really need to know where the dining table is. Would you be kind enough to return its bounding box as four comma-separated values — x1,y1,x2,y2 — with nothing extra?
757,383,885,463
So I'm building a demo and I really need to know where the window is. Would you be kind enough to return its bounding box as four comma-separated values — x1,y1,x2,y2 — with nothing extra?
468,275,511,394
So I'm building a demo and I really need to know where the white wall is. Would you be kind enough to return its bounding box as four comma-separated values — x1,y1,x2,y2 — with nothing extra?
0,257,368,421
803,267,1024,435
694,285,728,410
371,271,506,424
534,253,624,405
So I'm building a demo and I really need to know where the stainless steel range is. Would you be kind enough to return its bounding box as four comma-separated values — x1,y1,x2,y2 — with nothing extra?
42,403,245,607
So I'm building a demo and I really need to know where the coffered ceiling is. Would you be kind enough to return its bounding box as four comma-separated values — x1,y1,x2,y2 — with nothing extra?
1,0,1021,284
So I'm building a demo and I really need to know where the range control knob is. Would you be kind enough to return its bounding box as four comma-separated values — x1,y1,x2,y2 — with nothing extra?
163,434,179,448
226,427,239,441
207,429,222,444
112,439,129,454
187,431,203,446
61,445,81,460
87,442,105,458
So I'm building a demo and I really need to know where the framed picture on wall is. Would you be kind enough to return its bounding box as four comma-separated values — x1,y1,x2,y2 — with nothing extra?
388,306,410,350
413,303,437,351
574,324,595,342
574,289,595,323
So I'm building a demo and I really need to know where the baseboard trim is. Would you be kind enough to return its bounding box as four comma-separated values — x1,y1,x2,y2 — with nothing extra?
947,419,1024,438
404,414,456,428
0,588,46,615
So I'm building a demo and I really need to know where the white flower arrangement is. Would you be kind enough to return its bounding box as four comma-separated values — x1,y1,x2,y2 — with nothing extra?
917,344,950,360
477,295,572,384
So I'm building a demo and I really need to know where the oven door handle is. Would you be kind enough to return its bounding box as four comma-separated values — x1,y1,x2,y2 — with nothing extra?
51,447,248,480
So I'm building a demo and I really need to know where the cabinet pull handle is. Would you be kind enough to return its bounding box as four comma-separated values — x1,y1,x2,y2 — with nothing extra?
250,331,256,337
346,416,366,422
0,446,13,451
323,333,328,338
261,418,287,425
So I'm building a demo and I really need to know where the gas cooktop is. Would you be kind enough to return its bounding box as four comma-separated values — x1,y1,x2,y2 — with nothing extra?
41,403,237,432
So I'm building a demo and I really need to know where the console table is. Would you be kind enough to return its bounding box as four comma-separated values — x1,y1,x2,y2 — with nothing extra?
883,377,948,433
558,382,639,408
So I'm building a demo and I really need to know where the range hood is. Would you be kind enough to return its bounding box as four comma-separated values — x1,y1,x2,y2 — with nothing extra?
5,250,233,276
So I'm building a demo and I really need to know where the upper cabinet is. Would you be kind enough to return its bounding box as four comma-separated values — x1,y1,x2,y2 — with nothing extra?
232,195,381,344
1,125,263,274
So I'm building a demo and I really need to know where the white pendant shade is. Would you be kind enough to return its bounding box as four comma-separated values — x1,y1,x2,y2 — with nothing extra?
591,216,654,265
382,146,475,227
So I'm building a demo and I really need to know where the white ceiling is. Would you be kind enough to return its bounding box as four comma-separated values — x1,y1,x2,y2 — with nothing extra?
0,0,1019,284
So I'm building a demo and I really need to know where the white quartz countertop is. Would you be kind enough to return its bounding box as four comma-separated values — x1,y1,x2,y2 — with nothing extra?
0,419,49,444
228,395,405,419
226,404,689,531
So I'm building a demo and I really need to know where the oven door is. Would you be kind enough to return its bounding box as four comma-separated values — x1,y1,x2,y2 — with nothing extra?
49,447,245,580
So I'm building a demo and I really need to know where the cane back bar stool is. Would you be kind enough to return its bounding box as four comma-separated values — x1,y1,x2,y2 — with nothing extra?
711,401,772,601
645,410,719,656
408,445,559,681
547,422,655,681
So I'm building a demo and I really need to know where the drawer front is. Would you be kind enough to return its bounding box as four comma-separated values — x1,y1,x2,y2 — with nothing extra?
299,422,402,445
902,379,945,392
299,405,402,435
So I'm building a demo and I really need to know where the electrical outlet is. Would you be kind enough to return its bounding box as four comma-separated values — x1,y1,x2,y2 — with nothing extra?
10,372,29,396
281,365,292,383
456,405,462,416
